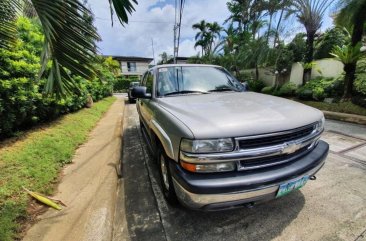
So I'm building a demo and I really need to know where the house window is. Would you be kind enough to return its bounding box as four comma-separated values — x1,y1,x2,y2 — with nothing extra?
127,62,137,72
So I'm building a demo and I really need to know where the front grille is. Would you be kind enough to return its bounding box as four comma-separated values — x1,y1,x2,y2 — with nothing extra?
238,144,312,170
238,124,316,150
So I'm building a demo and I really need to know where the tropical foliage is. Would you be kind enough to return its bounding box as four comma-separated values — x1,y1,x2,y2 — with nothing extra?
334,0,366,99
192,20,223,56
314,28,349,59
0,17,115,139
289,0,332,83
188,0,365,104
0,0,137,96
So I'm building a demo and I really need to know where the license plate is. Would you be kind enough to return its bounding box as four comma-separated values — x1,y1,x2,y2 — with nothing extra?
276,176,309,198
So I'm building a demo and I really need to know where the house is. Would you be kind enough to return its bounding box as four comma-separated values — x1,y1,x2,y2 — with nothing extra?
107,55,154,77
175,56,189,64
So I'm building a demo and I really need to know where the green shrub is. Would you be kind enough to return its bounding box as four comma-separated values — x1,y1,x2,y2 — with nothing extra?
0,17,115,139
238,71,254,82
113,76,140,92
261,86,273,94
297,88,313,100
247,79,265,92
351,95,366,109
297,76,344,100
278,82,297,96
312,87,325,101
355,58,366,95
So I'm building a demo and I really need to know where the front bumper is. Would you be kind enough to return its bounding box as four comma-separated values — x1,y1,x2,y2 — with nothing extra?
171,140,329,210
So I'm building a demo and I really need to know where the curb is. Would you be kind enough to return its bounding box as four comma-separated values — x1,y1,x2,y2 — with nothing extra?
323,110,366,125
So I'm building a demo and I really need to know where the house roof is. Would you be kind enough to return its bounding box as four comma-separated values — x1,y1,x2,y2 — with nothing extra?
104,55,154,62
175,56,189,60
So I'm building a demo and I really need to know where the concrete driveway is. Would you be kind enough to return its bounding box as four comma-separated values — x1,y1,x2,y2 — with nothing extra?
114,99,366,241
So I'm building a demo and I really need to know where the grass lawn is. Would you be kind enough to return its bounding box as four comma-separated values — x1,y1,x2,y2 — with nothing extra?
0,96,116,241
295,100,366,116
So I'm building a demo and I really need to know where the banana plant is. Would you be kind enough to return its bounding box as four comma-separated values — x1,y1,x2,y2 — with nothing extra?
0,0,137,96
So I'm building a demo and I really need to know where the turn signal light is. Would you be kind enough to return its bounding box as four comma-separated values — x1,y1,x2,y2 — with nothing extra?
180,161,236,173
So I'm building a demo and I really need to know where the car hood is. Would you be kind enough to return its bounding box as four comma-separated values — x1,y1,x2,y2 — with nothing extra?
157,92,323,139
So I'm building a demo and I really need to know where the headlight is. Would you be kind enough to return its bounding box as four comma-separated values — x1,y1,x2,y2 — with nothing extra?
181,161,236,173
180,138,234,153
316,116,325,132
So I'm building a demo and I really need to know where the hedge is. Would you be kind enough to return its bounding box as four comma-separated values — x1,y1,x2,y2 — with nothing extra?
113,75,140,92
0,17,115,139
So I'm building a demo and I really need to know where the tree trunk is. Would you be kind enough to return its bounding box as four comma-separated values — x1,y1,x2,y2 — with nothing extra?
342,3,366,100
303,32,315,85
255,64,259,81
273,9,284,48
266,13,273,45
342,63,356,100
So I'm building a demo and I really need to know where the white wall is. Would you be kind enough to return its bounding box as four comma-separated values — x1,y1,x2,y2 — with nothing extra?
311,59,344,78
241,68,276,86
289,62,304,86
289,59,344,86
120,61,150,76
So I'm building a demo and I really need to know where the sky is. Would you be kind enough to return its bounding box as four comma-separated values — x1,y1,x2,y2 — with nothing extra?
87,0,336,62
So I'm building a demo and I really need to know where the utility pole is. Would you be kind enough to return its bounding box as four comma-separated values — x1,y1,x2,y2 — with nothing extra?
173,0,185,64
173,0,178,63
151,38,156,65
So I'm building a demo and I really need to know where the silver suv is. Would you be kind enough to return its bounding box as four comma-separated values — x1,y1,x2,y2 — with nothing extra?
132,64,329,210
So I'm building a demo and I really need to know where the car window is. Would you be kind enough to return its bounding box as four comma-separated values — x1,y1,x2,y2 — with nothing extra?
156,66,244,97
145,71,153,94
141,72,148,86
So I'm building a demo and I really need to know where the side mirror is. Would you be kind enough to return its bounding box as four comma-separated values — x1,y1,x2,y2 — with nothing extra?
131,86,151,99
241,81,249,91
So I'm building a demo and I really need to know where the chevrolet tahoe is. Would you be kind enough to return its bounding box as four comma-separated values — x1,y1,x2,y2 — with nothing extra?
131,64,329,210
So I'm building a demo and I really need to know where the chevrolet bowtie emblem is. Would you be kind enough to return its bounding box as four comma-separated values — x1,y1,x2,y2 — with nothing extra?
283,143,299,155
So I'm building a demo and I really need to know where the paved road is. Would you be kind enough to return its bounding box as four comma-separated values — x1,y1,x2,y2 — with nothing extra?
115,99,366,241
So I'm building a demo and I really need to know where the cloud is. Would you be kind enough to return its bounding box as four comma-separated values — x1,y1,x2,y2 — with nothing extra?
88,0,335,62
88,0,229,61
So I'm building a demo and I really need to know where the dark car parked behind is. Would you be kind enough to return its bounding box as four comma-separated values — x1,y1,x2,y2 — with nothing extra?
128,81,140,103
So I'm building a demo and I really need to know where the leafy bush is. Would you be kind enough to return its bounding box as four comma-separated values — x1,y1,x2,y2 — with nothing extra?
355,58,366,95
351,95,366,109
314,28,348,59
277,82,297,96
261,86,273,94
296,76,344,100
113,75,140,92
0,17,115,139
312,87,325,101
296,88,313,100
247,79,265,92
238,71,254,82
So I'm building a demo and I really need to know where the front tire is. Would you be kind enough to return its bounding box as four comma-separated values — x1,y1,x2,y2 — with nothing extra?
157,147,178,204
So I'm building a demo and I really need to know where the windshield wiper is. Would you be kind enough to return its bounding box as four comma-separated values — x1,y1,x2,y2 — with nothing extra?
208,87,236,92
163,90,209,97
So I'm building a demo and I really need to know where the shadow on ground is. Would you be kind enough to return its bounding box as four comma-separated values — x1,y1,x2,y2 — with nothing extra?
118,100,305,241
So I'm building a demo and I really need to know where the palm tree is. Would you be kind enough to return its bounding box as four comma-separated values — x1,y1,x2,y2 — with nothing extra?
334,0,366,99
240,36,268,81
192,20,222,57
225,0,266,35
192,20,209,56
0,0,137,96
290,0,331,84
206,22,223,54
273,0,292,47
264,0,282,44
194,39,208,56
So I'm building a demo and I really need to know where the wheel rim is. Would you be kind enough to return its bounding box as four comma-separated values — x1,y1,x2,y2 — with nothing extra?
160,155,170,190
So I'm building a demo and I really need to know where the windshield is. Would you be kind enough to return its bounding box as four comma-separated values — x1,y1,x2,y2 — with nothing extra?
156,66,244,97
130,82,140,87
